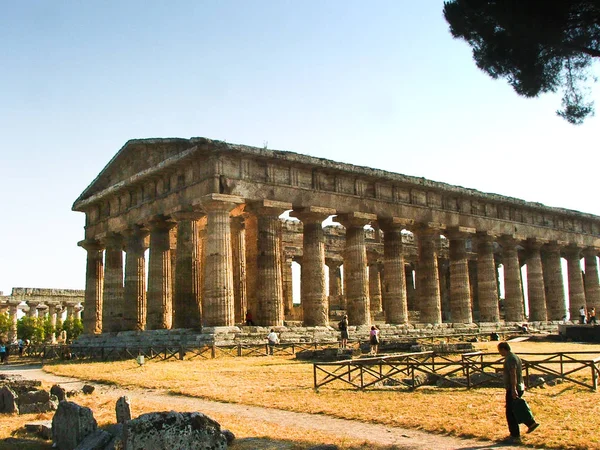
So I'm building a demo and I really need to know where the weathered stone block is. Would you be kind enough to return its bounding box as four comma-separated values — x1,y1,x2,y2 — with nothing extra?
74,429,112,450
122,411,226,450
51,384,67,402
115,396,131,423
52,401,98,450
0,386,18,414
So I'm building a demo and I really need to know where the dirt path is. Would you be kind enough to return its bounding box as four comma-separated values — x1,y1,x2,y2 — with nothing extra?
0,364,539,450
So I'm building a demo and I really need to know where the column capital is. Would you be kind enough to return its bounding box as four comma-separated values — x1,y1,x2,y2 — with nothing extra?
476,230,497,243
563,244,582,259
498,234,520,248
170,210,206,221
198,193,244,213
583,247,600,258
378,216,414,232
230,215,246,231
291,206,336,224
147,215,177,232
366,248,382,264
78,239,104,252
325,257,343,269
101,232,124,249
123,224,150,240
446,226,476,240
248,199,292,217
412,222,445,237
543,240,567,253
526,237,549,251
336,212,377,229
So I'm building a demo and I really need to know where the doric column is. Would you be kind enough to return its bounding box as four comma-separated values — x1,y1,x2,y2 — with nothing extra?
337,212,377,326
147,216,177,330
231,216,247,324
172,211,205,329
291,206,335,327
326,258,343,311
413,223,443,324
405,264,416,311
282,256,294,319
8,301,19,342
379,218,409,324
499,236,525,322
250,200,291,326
367,250,383,314
27,301,40,318
79,239,104,334
102,233,124,332
123,226,149,331
476,232,500,322
447,228,474,323
543,242,567,320
65,301,78,320
48,303,61,329
584,247,600,312
201,194,244,326
565,245,586,320
526,239,547,321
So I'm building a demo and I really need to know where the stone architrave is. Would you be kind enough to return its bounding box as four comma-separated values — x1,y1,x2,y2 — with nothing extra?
123,226,149,331
413,223,444,324
526,239,548,322
201,194,244,327
337,212,377,326
543,242,567,320
251,199,292,326
146,216,177,330
102,233,124,333
291,206,335,327
367,250,383,314
172,211,205,329
447,227,474,324
565,245,586,320
326,258,343,311
583,247,600,312
476,232,500,322
79,239,104,334
379,218,410,325
231,216,247,324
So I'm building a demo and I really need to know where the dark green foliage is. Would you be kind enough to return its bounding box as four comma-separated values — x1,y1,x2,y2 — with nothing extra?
443,0,600,124
62,318,83,341
0,313,11,338
17,316,45,343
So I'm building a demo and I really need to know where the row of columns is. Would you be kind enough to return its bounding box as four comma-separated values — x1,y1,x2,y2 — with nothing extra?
81,194,600,333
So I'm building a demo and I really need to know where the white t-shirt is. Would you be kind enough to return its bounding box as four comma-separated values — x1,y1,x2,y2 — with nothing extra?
267,332,279,343
580,308,586,316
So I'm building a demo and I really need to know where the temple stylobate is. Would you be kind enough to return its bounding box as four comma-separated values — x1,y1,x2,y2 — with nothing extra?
73,137,600,335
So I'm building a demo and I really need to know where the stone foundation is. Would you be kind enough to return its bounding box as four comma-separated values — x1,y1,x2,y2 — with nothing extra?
72,321,561,349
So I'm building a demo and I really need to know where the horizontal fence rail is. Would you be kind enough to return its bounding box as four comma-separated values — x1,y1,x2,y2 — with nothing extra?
314,350,600,392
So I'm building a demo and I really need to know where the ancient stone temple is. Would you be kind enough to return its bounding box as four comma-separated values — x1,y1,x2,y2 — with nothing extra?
72,137,600,336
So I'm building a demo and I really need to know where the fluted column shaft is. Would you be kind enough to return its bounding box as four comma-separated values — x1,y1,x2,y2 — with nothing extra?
229,217,247,324
147,217,176,330
526,241,547,321
448,231,473,323
414,225,442,324
380,224,408,324
80,240,104,334
282,257,294,318
337,213,375,326
172,213,204,329
327,259,343,310
405,264,416,311
48,304,59,329
500,237,525,322
255,202,290,326
369,262,383,313
566,246,586,320
584,248,600,312
292,207,334,327
202,194,243,326
123,227,149,331
543,243,566,320
102,234,124,332
65,302,77,321
476,233,500,322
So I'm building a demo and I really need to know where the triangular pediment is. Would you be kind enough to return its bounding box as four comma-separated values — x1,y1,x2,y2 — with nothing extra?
73,138,193,209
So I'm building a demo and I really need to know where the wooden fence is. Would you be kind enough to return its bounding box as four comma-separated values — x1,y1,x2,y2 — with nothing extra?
313,350,600,391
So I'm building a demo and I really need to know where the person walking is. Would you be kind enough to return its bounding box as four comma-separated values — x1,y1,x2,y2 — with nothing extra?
588,307,597,325
369,326,380,356
0,341,5,364
497,342,539,444
579,305,587,324
338,315,349,349
267,329,279,355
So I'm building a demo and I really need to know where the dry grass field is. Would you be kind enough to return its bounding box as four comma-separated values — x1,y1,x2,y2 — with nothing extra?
40,340,600,449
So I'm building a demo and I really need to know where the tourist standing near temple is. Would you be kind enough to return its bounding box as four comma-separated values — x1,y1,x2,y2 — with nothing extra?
497,342,539,444
369,326,380,355
580,305,587,324
267,329,279,355
338,315,349,348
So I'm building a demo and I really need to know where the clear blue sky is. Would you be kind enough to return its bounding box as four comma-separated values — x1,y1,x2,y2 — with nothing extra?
1,1,598,294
